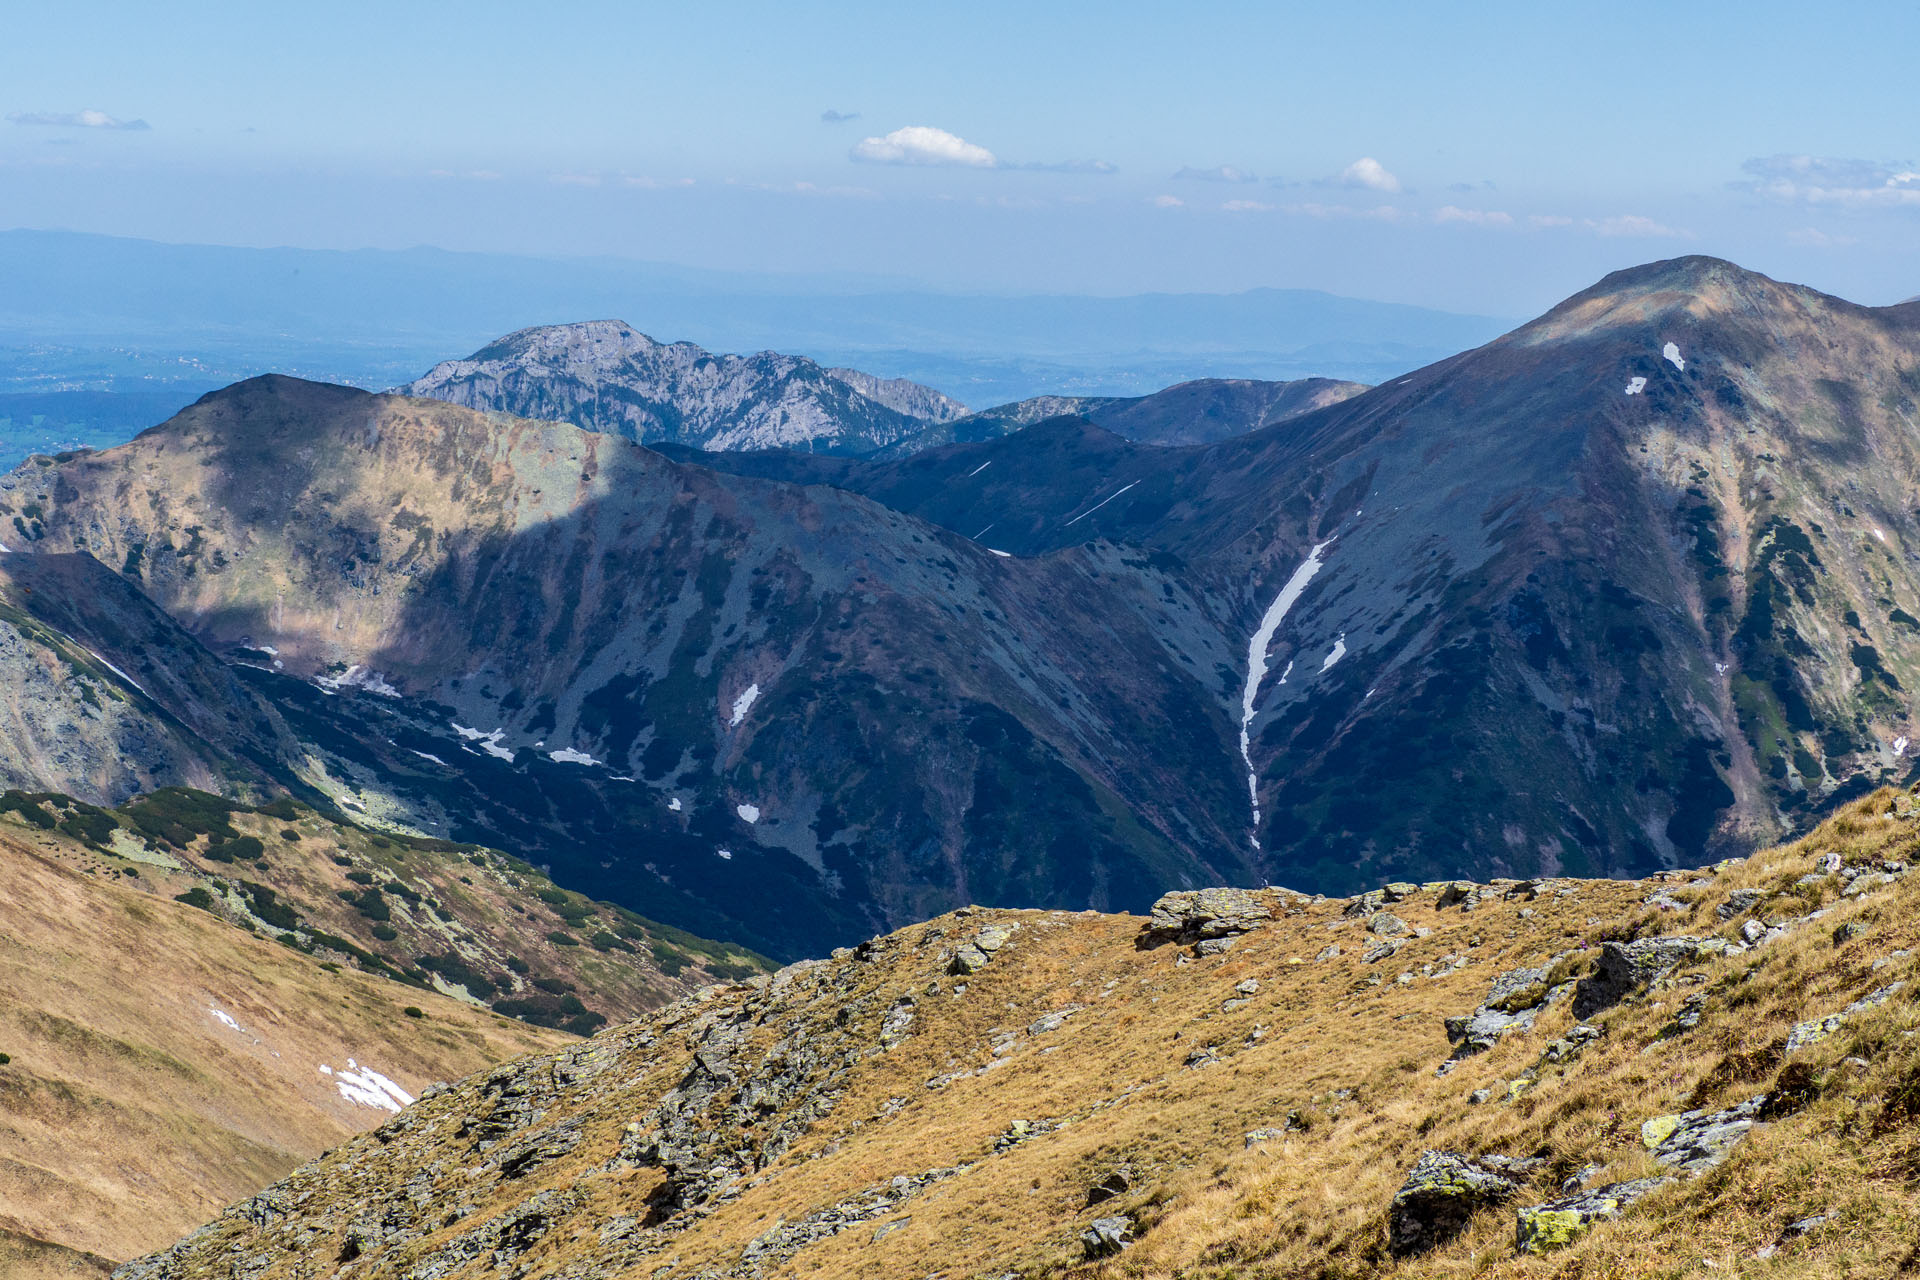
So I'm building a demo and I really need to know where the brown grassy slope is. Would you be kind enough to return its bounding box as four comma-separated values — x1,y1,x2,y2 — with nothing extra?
0,820,571,1276
115,786,1920,1279
64,789,768,1030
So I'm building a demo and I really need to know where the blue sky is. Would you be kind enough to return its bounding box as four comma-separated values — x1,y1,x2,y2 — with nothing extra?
3,0,1916,314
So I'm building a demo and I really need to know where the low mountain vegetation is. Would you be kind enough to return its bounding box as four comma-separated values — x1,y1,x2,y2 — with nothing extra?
118,787,1920,1278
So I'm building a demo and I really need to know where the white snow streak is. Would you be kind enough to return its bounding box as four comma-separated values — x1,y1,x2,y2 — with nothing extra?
409,750,447,766
736,803,761,823
548,747,599,766
315,665,402,697
989,548,1012,558
1239,541,1333,847
729,683,760,727
208,1005,243,1033
450,723,514,761
1320,633,1348,672
85,648,146,695
967,459,993,478
1625,376,1648,396
1896,736,1910,757
0,539,10,553
1663,342,1686,371
1063,481,1139,527
1874,528,1888,544
327,1058,414,1113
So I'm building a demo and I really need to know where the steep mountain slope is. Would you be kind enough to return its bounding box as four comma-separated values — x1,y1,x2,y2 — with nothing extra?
15,257,1920,936
0,807,569,1277
117,788,1920,1279
881,374,1367,453
675,258,1920,890
0,783,761,1275
0,550,299,803
401,321,964,455
9,379,1250,957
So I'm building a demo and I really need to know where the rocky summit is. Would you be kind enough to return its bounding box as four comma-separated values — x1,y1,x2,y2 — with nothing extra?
111,788,1920,1278
401,320,967,456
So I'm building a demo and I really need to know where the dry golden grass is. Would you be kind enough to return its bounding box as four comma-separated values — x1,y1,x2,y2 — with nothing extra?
0,818,571,1275
111,788,1920,1279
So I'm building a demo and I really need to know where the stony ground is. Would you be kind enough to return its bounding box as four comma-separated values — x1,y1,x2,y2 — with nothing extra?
115,786,1920,1278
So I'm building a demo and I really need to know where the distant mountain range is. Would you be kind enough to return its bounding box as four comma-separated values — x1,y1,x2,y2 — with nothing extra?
5,255,1917,967
0,228,1508,409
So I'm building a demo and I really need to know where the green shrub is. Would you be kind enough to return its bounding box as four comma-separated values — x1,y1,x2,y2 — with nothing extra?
371,923,399,941
403,1006,425,1019
174,887,216,911
546,930,580,947
346,869,375,885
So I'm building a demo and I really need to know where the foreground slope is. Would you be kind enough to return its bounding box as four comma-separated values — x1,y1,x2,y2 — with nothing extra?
121,787,1920,1278
401,320,966,455
0,786,760,1274
0,811,567,1276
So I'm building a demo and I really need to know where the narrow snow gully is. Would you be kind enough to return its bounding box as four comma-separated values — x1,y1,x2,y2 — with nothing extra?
1239,540,1333,849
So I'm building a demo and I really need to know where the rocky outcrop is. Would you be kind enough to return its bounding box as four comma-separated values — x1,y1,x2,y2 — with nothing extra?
1515,1178,1672,1253
1571,937,1731,1019
1140,888,1273,951
1388,1151,1541,1256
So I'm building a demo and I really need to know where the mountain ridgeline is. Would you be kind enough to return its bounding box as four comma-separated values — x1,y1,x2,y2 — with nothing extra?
3,257,1919,962
400,320,969,455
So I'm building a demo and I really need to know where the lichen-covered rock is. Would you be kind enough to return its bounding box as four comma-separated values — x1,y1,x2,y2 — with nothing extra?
1388,1151,1539,1256
1141,888,1272,946
1571,936,1730,1018
1515,1178,1672,1253
1640,1095,1765,1173
1081,1215,1132,1258
1785,981,1905,1052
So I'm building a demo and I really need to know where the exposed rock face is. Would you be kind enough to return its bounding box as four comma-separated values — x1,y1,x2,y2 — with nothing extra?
1572,937,1731,1018
402,320,963,455
1515,1178,1673,1253
1388,1151,1540,1256
1141,887,1274,947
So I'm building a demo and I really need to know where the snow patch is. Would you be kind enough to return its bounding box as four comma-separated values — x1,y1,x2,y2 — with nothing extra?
1663,342,1685,371
1625,376,1648,396
1063,481,1139,527
548,747,599,766
1874,528,1887,543
1239,541,1333,848
989,548,1012,558
0,540,9,553
668,797,683,812
450,723,514,761
208,1005,243,1033
1896,736,1909,757
967,459,993,478
327,1058,415,1113
315,665,402,698
409,750,447,766
736,803,761,823
729,683,760,727
715,848,734,861
84,648,146,695
1319,633,1348,672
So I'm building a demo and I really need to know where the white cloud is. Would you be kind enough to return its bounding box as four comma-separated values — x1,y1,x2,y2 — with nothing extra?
550,172,602,187
820,109,860,124
1528,214,1574,228
851,125,996,168
1149,194,1185,208
1338,157,1401,192
1433,205,1514,227
1285,201,1410,222
1222,199,1275,212
1175,164,1258,183
1591,214,1682,238
9,108,148,130
1739,154,1920,208
1003,158,1117,173
623,175,695,189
